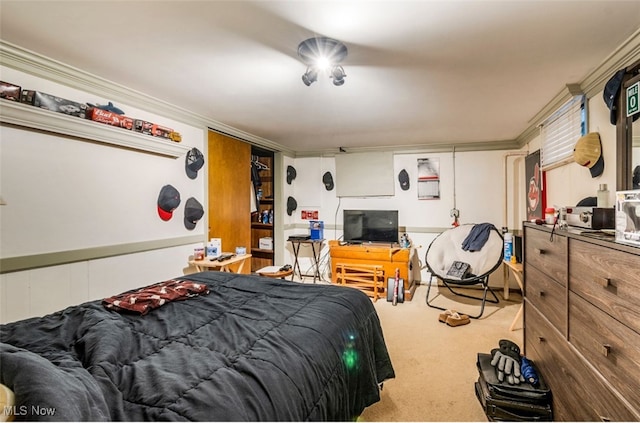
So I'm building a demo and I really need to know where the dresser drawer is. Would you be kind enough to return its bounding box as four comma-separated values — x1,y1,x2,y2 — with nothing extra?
524,227,567,286
569,292,640,414
525,302,638,421
525,265,566,335
569,239,640,334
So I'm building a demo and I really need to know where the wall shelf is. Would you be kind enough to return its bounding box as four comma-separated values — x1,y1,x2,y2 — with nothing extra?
0,100,190,158
251,222,273,229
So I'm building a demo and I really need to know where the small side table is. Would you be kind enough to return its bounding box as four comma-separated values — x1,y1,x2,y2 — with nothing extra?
190,254,252,273
503,260,524,331
288,238,324,283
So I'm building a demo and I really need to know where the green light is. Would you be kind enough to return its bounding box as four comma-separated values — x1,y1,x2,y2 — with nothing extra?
343,349,359,370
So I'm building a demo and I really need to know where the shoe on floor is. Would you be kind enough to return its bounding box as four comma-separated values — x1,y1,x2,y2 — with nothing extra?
438,309,456,323
446,312,470,327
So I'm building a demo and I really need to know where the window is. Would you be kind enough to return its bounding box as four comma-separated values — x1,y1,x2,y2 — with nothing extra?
540,95,587,170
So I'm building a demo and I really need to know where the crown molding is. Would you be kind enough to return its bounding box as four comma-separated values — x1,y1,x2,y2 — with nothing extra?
293,139,522,157
3,29,639,159
518,28,640,150
0,40,293,155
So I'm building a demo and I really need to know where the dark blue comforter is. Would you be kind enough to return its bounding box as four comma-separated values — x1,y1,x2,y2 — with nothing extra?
0,271,394,421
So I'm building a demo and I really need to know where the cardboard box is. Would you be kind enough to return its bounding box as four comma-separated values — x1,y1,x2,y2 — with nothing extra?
259,237,273,250
88,107,134,130
615,190,640,246
134,119,153,135
20,90,88,118
0,81,21,102
310,220,324,240
207,238,222,257
151,124,173,139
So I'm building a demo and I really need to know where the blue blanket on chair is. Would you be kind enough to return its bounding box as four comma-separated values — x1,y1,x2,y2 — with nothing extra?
462,223,498,252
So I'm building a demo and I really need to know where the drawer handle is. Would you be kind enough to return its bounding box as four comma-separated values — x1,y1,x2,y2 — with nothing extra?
601,344,611,357
538,290,545,297
534,248,546,255
596,277,610,288
600,416,611,422
537,336,545,343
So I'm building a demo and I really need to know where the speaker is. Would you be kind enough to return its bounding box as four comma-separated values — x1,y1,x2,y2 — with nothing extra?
514,235,523,263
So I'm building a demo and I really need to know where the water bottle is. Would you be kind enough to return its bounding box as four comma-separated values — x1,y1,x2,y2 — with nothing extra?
597,184,610,208
504,233,513,262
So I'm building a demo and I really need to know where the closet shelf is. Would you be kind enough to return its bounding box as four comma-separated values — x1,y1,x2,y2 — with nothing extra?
0,100,190,158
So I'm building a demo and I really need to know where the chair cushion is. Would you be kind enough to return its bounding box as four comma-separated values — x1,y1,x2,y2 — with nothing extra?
426,224,503,280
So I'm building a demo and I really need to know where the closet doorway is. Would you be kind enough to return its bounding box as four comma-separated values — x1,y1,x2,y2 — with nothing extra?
207,131,251,272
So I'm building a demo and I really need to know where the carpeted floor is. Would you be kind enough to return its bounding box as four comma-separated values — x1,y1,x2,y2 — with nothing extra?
359,283,524,422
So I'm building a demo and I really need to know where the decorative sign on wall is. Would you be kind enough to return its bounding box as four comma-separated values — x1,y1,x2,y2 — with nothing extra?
417,158,440,200
525,150,545,221
627,81,639,117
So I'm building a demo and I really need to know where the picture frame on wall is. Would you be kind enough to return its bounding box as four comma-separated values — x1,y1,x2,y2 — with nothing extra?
525,150,545,221
417,158,440,200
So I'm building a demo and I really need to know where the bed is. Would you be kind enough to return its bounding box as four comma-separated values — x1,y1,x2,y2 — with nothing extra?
0,271,395,421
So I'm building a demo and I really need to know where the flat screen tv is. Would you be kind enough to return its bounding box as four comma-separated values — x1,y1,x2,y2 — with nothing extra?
343,209,399,244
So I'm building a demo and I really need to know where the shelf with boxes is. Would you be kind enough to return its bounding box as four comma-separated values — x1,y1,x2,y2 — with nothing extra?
250,147,275,272
0,97,189,158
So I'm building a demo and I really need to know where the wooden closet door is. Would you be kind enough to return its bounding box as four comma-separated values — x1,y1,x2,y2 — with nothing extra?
207,131,251,273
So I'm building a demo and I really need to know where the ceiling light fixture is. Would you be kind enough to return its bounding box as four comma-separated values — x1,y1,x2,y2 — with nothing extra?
297,36,348,86
302,67,318,86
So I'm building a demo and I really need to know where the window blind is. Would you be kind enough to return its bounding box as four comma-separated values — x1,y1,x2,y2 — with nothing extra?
540,95,586,169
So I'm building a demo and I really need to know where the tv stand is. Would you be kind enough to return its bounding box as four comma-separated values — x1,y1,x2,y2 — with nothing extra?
328,240,418,301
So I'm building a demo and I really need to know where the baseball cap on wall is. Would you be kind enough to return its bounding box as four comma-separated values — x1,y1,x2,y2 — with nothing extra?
322,171,334,191
185,148,205,179
287,196,297,216
398,169,410,190
183,197,204,230
603,68,626,125
157,184,181,221
573,132,604,178
286,165,297,184
603,68,640,125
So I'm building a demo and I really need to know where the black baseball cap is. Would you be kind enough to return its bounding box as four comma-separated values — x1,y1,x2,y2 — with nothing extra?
398,169,410,190
603,68,626,125
286,165,297,184
185,148,205,179
322,171,334,191
183,197,204,230
157,184,181,221
287,196,297,216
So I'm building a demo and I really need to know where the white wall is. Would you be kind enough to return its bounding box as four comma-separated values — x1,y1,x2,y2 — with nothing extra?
0,243,202,323
0,66,206,256
2,43,634,322
278,90,626,288
281,149,518,285
0,66,207,323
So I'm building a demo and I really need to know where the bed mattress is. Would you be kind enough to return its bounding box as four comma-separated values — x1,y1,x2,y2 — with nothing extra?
0,271,394,421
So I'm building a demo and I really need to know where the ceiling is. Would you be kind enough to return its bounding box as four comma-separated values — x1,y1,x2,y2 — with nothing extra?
1,1,640,154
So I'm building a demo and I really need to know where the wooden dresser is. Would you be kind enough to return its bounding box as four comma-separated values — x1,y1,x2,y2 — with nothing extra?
523,222,640,421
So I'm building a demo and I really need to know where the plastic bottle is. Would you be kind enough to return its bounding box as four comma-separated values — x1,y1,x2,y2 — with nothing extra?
597,183,610,208
544,207,556,224
206,242,215,257
504,233,513,262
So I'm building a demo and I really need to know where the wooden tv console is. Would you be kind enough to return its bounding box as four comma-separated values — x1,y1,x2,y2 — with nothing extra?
328,240,418,301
